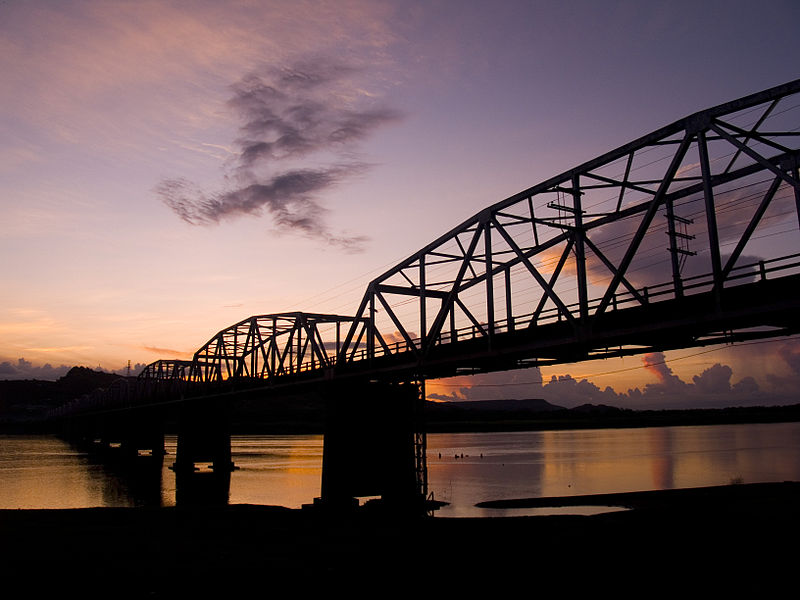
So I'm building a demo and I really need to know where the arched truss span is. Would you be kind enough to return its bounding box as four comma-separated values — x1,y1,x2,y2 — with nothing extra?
139,360,194,381
338,79,800,369
126,79,800,388
189,313,368,383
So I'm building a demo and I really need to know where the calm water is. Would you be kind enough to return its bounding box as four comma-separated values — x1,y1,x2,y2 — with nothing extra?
1,422,798,517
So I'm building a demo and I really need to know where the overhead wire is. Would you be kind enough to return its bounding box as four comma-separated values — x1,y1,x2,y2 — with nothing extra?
431,333,800,388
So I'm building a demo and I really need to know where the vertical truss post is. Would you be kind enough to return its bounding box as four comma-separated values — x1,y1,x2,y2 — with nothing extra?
484,217,495,345
368,290,376,362
698,129,723,299
504,266,513,332
572,174,589,324
297,319,303,372
420,256,427,347
233,327,241,377
271,317,277,375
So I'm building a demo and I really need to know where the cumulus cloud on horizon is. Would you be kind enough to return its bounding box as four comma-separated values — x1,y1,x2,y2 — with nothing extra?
427,342,800,410
158,56,403,252
0,358,147,381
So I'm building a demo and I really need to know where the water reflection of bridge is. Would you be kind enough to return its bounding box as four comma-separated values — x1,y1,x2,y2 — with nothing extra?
54,79,800,511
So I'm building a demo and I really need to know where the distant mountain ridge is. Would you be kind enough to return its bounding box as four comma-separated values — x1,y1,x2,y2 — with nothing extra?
429,398,565,412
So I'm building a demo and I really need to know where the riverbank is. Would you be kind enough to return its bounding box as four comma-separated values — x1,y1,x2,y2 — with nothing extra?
1,481,797,596
424,401,800,433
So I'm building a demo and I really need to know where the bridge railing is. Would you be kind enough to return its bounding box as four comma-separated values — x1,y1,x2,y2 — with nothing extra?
338,252,800,366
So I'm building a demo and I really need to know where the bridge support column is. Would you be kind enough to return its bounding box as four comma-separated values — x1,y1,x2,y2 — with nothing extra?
66,409,166,463
319,379,426,513
171,399,235,506
116,408,166,460
172,400,234,474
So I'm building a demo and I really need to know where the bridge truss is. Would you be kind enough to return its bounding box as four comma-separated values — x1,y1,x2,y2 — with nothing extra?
337,79,800,376
53,79,800,504
186,313,368,384
69,78,800,399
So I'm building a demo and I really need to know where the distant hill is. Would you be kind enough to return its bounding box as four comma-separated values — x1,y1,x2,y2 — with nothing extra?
0,366,123,427
430,398,565,412
424,398,800,432
54,366,120,398
425,397,577,432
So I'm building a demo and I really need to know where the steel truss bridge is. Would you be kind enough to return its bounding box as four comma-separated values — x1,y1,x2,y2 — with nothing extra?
56,79,800,506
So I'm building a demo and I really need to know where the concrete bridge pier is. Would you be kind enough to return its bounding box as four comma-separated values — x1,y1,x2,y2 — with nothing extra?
318,379,426,513
171,399,235,474
63,409,165,464
170,400,235,506
114,408,166,460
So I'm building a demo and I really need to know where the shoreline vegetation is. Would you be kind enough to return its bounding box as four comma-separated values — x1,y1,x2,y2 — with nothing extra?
1,481,797,594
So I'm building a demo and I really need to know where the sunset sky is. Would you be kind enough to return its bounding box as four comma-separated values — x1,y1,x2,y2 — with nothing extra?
2,0,800,408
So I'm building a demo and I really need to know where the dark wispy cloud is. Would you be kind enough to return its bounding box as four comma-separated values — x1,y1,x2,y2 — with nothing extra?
158,56,402,252
141,345,191,358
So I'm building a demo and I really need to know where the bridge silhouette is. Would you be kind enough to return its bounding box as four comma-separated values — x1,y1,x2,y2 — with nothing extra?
55,79,800,511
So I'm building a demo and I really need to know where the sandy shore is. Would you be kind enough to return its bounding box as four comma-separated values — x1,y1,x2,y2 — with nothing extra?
2,482,797,596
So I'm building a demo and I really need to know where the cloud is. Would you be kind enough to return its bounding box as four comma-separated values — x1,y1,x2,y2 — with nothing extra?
0,0,401,150
692,363,733,394
427,368,544,402
0,358,72,381
0,361,19,375
158,56,403,251
777,342,800,375
542,374,621,406
759,339,800,395
141,346,191,359
228,58,401,170
158,165,371,251
382,330,420,347
427,346,795,410
641,351,684,389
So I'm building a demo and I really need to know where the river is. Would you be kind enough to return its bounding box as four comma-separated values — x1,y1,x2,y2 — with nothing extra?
1,422,798,517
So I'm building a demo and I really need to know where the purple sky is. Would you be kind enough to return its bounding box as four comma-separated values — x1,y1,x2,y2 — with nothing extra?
2,0,800,407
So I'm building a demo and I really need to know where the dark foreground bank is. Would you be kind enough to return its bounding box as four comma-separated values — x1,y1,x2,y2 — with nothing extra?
2,482,797,596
